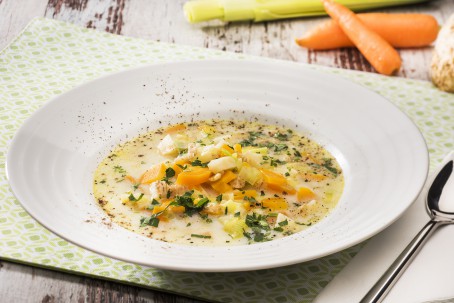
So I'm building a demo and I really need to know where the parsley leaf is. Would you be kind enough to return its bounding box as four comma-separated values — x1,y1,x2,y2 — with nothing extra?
128,193,144,202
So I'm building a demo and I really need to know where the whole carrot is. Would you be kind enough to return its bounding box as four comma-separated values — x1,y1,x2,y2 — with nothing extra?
296,13,439,50
320,0,401,76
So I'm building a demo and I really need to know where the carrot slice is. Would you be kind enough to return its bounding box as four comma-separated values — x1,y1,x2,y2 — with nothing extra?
261,169,296,194
296,13,439,50
164,123,186,134
233,189,257,200
125,175,138,184
176,167,212,186
297,187,317,202
210,170,237,193
321,0,401,76
211,181,232,194
261,197,288,210
140,163,166,184
220,144,234,155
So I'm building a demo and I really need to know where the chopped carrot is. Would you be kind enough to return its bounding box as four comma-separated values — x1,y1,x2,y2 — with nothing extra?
220,144,234,155
296,13,439,50
140,163,166,184
233,143,242,154
172,159,188,175
164,123,186,134
243,202,251,211
220,170,237,183
297,187,316,202
176,167,212,186
233,189,257,200
125,175,138,184
320,0,401,76
151,205,169,221
211,181,232,194
152,203,184,219
261,197,288,210
210,170,237,193
261,169,296,194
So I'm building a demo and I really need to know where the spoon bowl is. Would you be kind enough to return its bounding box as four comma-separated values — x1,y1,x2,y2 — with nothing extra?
427,158,454,220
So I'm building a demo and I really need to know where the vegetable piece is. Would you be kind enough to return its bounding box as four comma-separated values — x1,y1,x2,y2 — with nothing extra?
164,123,186,134
208,156,237,173
297,187,317,202
242,150,263,167
176,167,212,186
296,13,439,50
233,143,242,154
222,200,245,215
221,217,247,239
171,162,185,176
198,144,219,162
201,202,223,215
220,144,234,155
431,13,454,93
210,170,237,193
321,0,401,76
261,169,296,194
157,134,178,156
125,175,138,184
238,166,262,186
233,189,257,200
261,197,288,210
211,181,232,194
140,163,167,184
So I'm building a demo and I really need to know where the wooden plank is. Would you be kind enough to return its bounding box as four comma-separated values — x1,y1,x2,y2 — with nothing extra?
0,0,48,49
45,0,125,34
0,260,201,303
121,0,454,81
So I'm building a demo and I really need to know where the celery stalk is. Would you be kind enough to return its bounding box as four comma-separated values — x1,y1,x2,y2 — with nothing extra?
184,0,430,23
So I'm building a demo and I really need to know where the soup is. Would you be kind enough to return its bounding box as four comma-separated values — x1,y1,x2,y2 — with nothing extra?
93,119,343,246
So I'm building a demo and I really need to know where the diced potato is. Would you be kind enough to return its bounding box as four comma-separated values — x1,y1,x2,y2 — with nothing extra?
208,156,237,173
242,150,263,167
198,144,220,162
157,134,178,156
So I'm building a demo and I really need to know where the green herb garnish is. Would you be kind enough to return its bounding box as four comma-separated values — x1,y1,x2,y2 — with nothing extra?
191,234,211,239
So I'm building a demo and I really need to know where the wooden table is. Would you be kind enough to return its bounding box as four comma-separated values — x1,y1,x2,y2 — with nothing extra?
0,1,453,302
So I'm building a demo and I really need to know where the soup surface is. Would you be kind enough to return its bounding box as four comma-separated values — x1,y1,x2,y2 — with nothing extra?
93,120,344,246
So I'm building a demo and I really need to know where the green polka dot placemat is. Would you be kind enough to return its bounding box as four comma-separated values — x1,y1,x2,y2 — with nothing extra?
0,18,452,303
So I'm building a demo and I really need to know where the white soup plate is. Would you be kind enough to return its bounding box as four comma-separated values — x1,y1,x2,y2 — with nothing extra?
6,60,429,272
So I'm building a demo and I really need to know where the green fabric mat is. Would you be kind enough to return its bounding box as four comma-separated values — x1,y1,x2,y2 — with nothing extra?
0,18,452,303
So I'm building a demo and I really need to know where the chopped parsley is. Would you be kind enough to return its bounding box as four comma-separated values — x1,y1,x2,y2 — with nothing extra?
274,132,289,141
171,191,209,216
191,234,211,239
244,212,272,243
128,193,144,202
165,167,175,178
191,159,208,167
113,165,126,174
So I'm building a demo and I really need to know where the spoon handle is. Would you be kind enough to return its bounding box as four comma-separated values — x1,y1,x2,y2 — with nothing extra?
360,219,442,303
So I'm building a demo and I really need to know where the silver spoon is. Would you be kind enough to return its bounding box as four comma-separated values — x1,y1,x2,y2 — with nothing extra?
361,151,454,303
